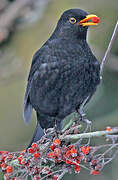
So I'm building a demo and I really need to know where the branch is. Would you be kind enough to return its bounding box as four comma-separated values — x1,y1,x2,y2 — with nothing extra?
60,127,118,141
100,21,118,74
0,122,118,179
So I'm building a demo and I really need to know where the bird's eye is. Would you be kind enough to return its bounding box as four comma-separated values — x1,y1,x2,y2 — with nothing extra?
69,17,77,24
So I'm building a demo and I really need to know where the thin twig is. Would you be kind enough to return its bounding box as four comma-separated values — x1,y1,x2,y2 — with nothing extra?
58,169,68,179
62,124,82,136
104,149,118,165
100,21,118,74
40,169,64,180
98,143,117,161
91,143,118,151
60,127,118,141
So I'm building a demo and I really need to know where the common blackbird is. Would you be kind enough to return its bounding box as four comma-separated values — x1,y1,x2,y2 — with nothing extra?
23,9,100,146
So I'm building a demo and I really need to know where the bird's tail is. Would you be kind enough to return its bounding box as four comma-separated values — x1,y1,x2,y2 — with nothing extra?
27,121,44,148
27,112,62,148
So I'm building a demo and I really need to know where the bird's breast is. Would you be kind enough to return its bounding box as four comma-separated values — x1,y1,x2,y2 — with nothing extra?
57,57,100,118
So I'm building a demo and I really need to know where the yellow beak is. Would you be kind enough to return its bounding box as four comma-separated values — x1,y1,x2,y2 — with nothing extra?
78,14,100,26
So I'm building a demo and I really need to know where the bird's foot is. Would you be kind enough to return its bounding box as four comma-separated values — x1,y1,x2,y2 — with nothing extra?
44,127,57,140
54,122,62,137
41,127,60,143
78,108,85,120
75,108,92,145
82,118,92,127
76,108,92,126
45,127,55,134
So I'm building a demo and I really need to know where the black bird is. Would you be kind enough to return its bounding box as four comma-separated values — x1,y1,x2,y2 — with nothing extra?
23,9,100,147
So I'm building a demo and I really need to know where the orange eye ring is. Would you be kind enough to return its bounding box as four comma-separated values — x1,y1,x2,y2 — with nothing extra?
69,17,77,24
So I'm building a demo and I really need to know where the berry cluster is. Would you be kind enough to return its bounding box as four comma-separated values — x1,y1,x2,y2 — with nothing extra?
48,139,101,175
48,139,81,173
0,138,102,179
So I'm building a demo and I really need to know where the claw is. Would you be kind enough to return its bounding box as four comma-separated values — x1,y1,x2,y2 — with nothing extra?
83,119,92,126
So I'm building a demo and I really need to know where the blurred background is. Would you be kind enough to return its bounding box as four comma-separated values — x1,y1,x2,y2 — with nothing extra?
0,0,118,179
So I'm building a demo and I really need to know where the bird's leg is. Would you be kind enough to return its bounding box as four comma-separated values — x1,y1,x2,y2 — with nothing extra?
77,106,91,134
44,128,46,135
78,96,88,119
76,96,92,145
54,117,62,137
45,127,56,139
76,96,91,124
75,113,91,146
44,117,61,139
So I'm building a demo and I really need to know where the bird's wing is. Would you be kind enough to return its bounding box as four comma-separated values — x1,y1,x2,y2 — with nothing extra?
23,76,33,125
23,47,47,125
23,48,65,125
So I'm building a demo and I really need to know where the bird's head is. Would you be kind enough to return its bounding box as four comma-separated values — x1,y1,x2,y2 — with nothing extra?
54,9,100,39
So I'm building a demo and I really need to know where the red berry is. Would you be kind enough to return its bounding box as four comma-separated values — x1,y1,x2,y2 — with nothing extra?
66,159,72,165
50,144,56,151
21,160,26,165
12,177,15,180
65,150,71,158
0,155,6,162
80,146,85,152
92,17,100,23
53,139,61,146
1,162,7,168
70,148,77,157
74,165,80,173
106,126,111,131
48,171,52,175
85,146,90,154
32,143,38,149
53,175,58,180
80,146,90,155
1,151,8,154
17,156,22,164
8,154,13,159
91,170,100,175
22,149,26,153
28,148,35,154
19,149,26,156
48,152,55,159
68,144,74,149
54,148,61,155
33,176,40,180
6,165,13,173
34,152,40,159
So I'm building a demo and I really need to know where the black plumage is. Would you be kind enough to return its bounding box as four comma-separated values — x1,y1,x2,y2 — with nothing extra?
23,9,100,146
